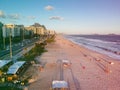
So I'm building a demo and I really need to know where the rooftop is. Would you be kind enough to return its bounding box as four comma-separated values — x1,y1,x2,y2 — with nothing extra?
52,80,68,88
7,61,25,74
0,60,11,68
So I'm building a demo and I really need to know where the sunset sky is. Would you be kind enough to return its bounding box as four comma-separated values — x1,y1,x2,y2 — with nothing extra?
0,0,120,34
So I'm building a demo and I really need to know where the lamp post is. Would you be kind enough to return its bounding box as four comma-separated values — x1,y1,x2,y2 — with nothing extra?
2,26,6,49
23,28,24,41
9,28,12,59
3,37,5,49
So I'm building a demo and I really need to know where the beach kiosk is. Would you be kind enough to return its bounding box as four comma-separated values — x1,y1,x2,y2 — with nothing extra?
62,60,71,67
51,80,69,90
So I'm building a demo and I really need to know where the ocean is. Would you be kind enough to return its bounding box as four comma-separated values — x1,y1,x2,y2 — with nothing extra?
65,34,120,60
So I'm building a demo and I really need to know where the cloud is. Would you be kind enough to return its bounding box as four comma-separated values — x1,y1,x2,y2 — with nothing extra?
27,16,36,20
49,16,64,21
0,10,20,20
8,14,20,19
45,5,54,11
10,20,17,23
0,10,6,18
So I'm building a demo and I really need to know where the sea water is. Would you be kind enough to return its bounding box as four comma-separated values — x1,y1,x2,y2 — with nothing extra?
65,34,120,60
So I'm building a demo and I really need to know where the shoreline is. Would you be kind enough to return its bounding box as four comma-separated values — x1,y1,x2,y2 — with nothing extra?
64,35,120,61
28,35,120,90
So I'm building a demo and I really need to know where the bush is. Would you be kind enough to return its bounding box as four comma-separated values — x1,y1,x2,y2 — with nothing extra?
0,86,22,90
46,35,55,43
19,42,47,62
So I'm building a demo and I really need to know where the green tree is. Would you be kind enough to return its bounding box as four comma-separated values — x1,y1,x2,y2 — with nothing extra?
0,22,3,50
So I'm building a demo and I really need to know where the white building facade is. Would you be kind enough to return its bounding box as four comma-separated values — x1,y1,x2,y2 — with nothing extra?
2,24,21,38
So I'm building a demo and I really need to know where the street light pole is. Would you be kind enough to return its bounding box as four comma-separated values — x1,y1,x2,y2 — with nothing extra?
9,28,12,59
2,26,6,49
23,28,24,41
3,37,5,49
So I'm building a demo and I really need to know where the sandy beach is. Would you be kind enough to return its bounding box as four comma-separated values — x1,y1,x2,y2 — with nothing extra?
28,35,120,90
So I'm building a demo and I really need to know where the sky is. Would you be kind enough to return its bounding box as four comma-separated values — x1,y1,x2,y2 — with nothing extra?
0,0,120,34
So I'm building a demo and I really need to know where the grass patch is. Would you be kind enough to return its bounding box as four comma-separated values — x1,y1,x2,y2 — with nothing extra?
18,42,47,62
46,35,56,43
0,86,22,90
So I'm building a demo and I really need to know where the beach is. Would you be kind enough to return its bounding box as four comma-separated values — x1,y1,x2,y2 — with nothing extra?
28,35,120,90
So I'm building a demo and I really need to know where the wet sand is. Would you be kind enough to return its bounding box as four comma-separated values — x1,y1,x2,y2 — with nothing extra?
28,35,120,90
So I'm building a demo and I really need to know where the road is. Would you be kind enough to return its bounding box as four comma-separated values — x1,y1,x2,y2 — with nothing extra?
0,38,42,60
